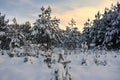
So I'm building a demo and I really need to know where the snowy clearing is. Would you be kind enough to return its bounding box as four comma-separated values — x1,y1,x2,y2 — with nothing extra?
0,50,120,80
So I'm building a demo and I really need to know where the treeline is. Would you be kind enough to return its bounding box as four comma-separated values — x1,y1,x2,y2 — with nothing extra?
0,2,120,51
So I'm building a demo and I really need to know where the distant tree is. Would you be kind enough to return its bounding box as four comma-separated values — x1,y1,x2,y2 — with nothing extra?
63,19,81,50
82,19,91,47
12,17,17,25
68,18,76,28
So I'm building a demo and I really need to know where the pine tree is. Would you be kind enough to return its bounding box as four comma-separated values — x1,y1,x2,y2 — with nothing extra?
82,18,91,48
30,6,62,50
63,19,81,50
89,11,104,47
19,21,31,41
8,18,25,49
0,13,11,50
88,2,120,49
103,2,120,49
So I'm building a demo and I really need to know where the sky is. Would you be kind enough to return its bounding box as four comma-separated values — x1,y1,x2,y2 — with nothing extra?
0,0,118,32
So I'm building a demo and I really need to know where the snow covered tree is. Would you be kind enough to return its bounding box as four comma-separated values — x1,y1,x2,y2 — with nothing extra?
63,19,81,50
88,2,120,49
70,27,81,49
68,18,76,28
89,11,104,47
103,2,120,49
11,17,20,32
0,13,11,50
12,17,17,25
81,19,91,48
8,18,25,49
30,6,62,50
9,32,25,49
51,49,72,80
19,21,31,41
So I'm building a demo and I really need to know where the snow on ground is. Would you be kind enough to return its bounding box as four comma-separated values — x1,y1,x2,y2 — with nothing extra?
69,51,120,80
0,49,120,80
0,54,51,80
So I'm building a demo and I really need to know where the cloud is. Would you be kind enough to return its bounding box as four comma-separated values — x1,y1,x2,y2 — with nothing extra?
20,0,120,31
52,0,118,31
0,0,119,31
7,15,36,25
